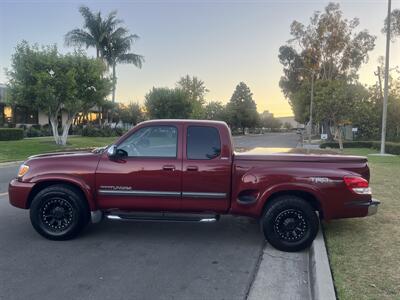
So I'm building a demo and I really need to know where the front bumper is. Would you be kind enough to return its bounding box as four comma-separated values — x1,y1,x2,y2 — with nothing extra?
367,198,380,216
8,178,34,209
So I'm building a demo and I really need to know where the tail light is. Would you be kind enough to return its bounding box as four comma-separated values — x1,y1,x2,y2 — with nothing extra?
343,176,371,195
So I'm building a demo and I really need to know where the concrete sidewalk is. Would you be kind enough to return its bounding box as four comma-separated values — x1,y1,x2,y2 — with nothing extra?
247,244,310,300
247,229,336,300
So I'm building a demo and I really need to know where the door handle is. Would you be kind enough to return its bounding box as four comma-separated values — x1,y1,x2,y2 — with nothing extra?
163,165,175,171
186,166,198,171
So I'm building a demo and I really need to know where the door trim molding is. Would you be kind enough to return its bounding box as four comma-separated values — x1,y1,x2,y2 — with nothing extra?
98,189,181,197
182,192,227,199
98,189,227,199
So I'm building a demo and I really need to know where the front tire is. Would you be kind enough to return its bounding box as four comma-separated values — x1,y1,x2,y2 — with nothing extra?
261,195,319,252
30,184,89,240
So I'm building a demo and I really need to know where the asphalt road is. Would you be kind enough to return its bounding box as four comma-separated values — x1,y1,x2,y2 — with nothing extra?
0,132,300,300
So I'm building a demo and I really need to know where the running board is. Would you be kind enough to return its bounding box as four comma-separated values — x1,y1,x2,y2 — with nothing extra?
105,211,220,223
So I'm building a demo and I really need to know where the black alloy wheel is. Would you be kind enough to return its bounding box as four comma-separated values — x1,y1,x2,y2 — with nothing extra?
30,184,89,240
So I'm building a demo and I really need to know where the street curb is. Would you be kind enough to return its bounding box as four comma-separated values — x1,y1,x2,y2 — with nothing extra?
309,228,336,300
0,161,23,167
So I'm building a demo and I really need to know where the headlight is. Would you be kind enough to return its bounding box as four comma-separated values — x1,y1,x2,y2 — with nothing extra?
17,164,29,178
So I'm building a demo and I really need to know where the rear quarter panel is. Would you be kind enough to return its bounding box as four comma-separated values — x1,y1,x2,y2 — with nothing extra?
230,158,371,220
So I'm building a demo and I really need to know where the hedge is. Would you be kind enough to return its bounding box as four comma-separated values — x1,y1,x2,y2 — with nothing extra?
320,141,373,149
320,141,400,155
0,128,24,141
82,126,125,137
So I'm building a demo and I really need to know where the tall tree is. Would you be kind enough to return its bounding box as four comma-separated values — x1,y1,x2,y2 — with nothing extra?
144,87,193,119
384,9,400,39
65,6,121,59
176,75,208,118
227,82,259,133
259,111,282,130
204,101,227,121
313,80,368,149
66,6,143,103
103,30,144,103
7,42,111,145
279,2,376,128
127,102,145,125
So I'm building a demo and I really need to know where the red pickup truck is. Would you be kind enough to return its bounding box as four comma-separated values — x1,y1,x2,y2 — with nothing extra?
9,119,379,252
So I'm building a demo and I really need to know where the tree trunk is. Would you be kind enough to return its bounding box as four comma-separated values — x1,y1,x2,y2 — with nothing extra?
60,118,74,146
112,63,116,103
337,126,344,150
323,120,333,141
50,116,62,145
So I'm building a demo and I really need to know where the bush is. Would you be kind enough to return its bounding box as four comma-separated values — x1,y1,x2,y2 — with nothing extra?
81,125,126,137
31,124,41,130
320,141,374,149
320,141,400,155
41,124,52,136
81,126,101,137
26,127,42,137
371,141,400,155
0,128,24,140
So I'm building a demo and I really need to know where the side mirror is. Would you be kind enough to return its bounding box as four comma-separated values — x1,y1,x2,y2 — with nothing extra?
116,149,128,159
107,145,128,160
107,145,117,158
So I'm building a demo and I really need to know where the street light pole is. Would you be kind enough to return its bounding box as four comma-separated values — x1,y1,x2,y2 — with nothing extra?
380,0,392,154
309,72,314,145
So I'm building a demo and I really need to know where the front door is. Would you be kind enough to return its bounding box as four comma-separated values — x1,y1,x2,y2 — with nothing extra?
96,124,183,211
181,125,232,213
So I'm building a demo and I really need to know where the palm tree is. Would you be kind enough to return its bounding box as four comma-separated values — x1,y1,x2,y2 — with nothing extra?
66,6,143,103
65,6,121,59
104,30,144,103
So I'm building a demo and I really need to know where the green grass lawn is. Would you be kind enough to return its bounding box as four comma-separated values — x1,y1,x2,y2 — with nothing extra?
0,136,117,162
324,148,400,300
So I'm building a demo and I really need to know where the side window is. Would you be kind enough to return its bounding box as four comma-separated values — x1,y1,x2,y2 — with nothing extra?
118,126,178,158
187,126,221,160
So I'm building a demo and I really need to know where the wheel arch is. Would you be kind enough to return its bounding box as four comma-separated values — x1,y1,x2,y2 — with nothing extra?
27,179,95,211
262,190,324,219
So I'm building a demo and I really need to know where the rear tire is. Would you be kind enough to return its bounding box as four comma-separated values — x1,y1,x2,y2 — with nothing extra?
261,195,319,252
30,184,89,240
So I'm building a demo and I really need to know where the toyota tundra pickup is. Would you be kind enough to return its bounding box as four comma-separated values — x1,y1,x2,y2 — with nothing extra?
9,119,380,252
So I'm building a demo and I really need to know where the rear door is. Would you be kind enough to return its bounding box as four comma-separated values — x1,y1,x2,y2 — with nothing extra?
181,125,232,213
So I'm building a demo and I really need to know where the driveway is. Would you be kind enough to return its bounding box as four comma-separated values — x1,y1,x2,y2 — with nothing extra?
0,133,304,300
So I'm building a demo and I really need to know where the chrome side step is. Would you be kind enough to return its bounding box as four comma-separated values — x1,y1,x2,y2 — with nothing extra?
105,211,220,223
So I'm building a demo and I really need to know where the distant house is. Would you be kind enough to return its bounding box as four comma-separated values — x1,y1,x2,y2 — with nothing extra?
276,116,304,129
0,83,101,127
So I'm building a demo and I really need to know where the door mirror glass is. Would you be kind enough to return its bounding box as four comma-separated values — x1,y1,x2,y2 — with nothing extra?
107,145,117,157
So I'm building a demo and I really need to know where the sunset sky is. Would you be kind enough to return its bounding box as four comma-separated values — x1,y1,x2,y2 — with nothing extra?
1,0,399,117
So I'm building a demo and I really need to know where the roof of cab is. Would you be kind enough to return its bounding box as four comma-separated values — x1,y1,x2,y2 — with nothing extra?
137,119,228,126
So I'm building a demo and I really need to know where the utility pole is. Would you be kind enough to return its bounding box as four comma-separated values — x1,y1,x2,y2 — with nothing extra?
309,72,314,145
380,0,392,154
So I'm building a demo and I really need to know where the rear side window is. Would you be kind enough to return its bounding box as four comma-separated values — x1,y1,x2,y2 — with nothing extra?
187,126,221,160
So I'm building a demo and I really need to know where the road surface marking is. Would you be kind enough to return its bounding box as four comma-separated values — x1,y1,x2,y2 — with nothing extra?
0,192,8,197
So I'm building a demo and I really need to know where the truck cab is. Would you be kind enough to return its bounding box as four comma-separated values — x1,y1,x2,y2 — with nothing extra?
96,120,233,214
